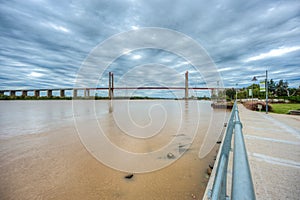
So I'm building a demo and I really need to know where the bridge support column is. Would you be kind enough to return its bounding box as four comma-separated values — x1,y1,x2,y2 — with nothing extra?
84,89,90,97
108,72,114,113
34,90,40,97
73,89,77,98
10,91,16,97
0,91,4,95
108,72,114,99
60,89,65,97
47,90,52,97
185,71,189,99
111,73,114,99
22,90,27,97
211,89,214,98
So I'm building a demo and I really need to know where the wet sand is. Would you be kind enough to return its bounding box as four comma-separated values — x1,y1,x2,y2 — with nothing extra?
0,100,226,199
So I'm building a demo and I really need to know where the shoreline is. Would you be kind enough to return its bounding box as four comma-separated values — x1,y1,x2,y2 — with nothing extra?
0,96,211,101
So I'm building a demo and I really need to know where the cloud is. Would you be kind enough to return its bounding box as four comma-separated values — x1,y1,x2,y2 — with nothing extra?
244,46,300,62
43,22,71,33
0,0,299,95
132,54,142,60
28,71,44,78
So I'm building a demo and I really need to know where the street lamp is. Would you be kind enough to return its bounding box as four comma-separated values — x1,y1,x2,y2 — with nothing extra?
251,77,256,109
252,70,268,114
235,83,238,100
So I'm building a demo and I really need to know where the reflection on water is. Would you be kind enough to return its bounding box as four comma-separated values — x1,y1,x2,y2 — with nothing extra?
0,100,73,137
0,100,109,138
0,100,228,199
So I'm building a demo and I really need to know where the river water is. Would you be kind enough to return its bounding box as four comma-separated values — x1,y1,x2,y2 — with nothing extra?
0,100,227,199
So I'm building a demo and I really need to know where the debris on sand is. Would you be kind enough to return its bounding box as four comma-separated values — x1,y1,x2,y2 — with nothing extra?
207,164,214,176
167,152,175,159
124,174,134,179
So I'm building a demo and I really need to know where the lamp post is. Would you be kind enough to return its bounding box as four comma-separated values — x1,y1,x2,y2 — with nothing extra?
265,70,269,114
251,77,256,110
235,83,238,101
252,70,268,114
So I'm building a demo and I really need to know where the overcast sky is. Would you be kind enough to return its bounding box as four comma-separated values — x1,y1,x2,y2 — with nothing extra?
0,0,299,97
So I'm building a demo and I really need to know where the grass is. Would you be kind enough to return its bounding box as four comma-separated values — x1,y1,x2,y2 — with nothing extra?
270,103,300,114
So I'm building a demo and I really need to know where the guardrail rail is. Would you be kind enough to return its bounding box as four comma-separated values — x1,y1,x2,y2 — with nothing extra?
207,101,256,200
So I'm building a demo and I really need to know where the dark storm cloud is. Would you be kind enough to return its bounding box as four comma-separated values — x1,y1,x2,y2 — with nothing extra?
0,0,299,94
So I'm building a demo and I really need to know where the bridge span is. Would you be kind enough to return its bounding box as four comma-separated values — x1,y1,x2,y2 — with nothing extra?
0,71,224,99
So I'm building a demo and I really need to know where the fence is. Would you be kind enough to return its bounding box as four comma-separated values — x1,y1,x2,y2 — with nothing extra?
207,101,256,200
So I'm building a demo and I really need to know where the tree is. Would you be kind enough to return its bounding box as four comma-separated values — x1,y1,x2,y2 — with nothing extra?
226,88,236,100
297,86,300,96
233,80,298,100
246,84,259,98
276,80,289,96
268,79,276,96
237,89,247,99
289,88,297,96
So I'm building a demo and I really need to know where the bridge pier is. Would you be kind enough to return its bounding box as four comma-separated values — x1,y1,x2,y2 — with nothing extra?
47,90,52,97
84,89,90,97
22,90,27,97
60,89,65,97
185,71,189,99
0,91,4,95
111,73,114,99
73,89,77,98
10,91,16,97
108,72,114,113
108,72,114,99
73,89,78,98
34,90,40,97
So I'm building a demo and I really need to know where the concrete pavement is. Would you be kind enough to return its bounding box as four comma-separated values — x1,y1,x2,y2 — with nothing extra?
238,104,300,199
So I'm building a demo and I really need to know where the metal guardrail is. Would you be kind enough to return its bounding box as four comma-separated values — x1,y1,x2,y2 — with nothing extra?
208,101,256,200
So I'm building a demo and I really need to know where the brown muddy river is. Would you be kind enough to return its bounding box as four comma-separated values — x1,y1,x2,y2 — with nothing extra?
0,100,228,200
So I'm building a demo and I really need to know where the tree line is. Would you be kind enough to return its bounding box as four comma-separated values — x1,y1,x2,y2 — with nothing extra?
225,79,300,101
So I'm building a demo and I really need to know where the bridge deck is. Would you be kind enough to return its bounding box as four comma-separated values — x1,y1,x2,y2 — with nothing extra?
0,87,220,92
235,104,300,199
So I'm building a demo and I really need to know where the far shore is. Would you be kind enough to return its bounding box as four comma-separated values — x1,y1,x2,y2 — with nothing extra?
0,95,211,101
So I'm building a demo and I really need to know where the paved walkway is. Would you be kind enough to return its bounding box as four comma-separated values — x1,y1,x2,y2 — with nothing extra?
238,104,300,199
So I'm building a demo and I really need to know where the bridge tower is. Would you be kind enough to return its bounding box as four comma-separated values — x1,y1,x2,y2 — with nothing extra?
108,72,114,99
185,71,189,99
